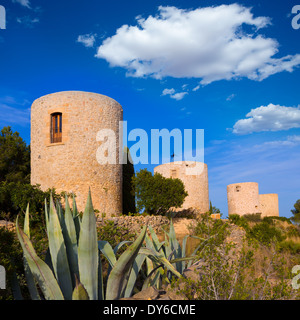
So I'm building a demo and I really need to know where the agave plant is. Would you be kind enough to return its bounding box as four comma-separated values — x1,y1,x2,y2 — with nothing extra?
16,191,147,300
138,220,204,290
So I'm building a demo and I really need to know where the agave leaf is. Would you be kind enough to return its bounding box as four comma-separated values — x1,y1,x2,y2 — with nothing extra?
22,205,41,300
56,199,66,231
64,195,79,286
72,193,81,240
44,248,54,272
44,199,49,236
106,225,147,300
98,240,116,278
98,253,104,300
98,241,117,268
72,275,89,300
141,265,163,290
168,220,182,272
48,196,73,299
16,216,64,300
24,204,30,238
11,270,23,300
145,232,159,255
124,253,146,298
164,231,172,261
169,256,197,263
147,225,163,252
156,256,182,278
187,235,205,268
113,241,132,255
181,234,190,271
139,247,182,279
78,190,98,300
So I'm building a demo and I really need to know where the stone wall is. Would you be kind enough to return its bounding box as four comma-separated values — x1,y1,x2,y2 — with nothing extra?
154,161,209,213
96,215,170,235
31,91,123,217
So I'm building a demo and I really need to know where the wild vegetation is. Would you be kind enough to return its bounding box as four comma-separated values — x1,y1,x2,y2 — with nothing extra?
0,127,300,300
171,213,300,300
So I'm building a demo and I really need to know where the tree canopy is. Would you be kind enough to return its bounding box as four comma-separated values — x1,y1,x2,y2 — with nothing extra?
132,168,188,215
0,126,30,184
291,199,300,225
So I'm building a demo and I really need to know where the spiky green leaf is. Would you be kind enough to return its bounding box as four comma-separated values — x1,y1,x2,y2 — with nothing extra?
78,190,98,300
16,216,64,300
48,196,73,299
64,195,79,286
106,225,147,300
72,275,89,300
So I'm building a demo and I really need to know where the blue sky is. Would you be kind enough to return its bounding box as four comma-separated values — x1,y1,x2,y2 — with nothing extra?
0,0,300,218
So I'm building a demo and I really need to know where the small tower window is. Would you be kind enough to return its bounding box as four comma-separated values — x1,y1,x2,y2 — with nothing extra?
50,113,62,143
171,169,177,178
236,186,241,192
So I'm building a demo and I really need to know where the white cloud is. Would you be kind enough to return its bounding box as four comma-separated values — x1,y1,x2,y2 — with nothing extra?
161,88,188,100
171,92,188,101
233,104,300,134
12,0,31,8
226,93,236,101
16,16,39,27
162,88,175,96
77,34,97,48
0,104,30,125
261,135,300,148
96,4,300,84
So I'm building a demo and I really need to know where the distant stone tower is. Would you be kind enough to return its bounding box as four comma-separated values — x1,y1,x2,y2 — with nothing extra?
31,91,123,217
227,182,260,216
259,194,279,217
154,161,209,213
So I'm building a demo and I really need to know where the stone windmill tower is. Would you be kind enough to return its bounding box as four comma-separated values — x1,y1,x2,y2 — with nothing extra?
30,91,123,217
154,161,209,213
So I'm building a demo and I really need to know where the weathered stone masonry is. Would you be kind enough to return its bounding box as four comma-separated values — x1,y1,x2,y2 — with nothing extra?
31,91,123,217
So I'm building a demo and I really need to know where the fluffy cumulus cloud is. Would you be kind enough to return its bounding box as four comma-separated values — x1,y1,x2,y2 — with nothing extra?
77,34,97,48
233,104,300,134
95,4,300,84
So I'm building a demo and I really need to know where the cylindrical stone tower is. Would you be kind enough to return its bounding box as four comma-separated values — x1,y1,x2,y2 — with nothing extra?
154,161,209,213
259,194,279,217
31,91,123,217
227,182,260,216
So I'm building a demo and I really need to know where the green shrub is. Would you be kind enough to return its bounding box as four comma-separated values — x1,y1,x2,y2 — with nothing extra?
0,228,24,300
243,213,262,223
286,225,300,238
279,240,300,254
0,181,64,223
249,222,285,245
228,214,250,231
97,220,136,252
269,216,292,224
